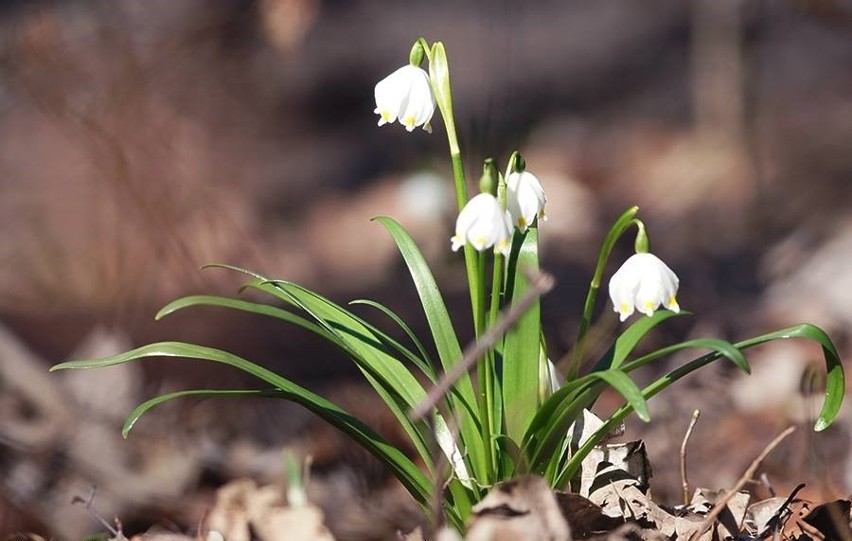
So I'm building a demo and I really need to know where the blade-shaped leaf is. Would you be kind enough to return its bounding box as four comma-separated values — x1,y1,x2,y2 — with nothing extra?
247,278,438,469
373,216,486,478
592,370,650,422
51,342,433,505
555,323,845,486
260,279,428,409
502,226,542,444
123,388,284,437
350,299,436,380
156,295,334,341
591,310,687,373
621,338,749,375
737,324,844,431
156,287,437,470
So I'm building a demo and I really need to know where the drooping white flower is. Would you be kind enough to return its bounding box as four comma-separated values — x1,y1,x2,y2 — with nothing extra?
506,170,547,232
608,252,680,322
451,193,513,256
374,65,435,132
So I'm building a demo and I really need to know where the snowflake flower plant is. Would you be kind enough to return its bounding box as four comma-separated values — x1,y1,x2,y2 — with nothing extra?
53,37,846,534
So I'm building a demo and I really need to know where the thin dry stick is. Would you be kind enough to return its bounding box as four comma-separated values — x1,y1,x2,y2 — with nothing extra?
410,268,556,420
688,426,796,541
680,409,701,506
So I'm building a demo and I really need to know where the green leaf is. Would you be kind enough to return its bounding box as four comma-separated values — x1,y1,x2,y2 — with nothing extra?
737,324,844,431
591,310,687,373
249,279,438,469
621,338,749,375
51,342,433,506
123,388,284,437
248,278,429,410
529,338,743,474
350,299,436,380
554,323,845,486
592,370,650,422
156,295,334,340
373,216,486,478
156,283,437,472
524,372,616,471
502,226,542,444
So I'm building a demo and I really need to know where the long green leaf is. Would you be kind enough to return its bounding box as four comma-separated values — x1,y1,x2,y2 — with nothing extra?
502,226,542,444
51,342,433,506
621,338,749,375
350,299,437,380
246,278,437,469
164,277,436,467
529,338,747,471
525,372,620,471
592,370,650,422
590,310,686,373
736,324,844,431
156,295,334,341
373,216,487,479
555,323,845,486
123,388,285,437
261,279,428,409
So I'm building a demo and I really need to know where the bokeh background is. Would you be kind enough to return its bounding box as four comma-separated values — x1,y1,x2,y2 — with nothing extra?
1,1,851,539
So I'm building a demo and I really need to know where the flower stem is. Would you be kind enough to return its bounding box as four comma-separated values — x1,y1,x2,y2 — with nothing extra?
484,253,505,472
568,207,640,379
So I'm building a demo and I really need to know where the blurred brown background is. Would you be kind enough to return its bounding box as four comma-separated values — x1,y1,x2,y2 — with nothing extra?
1,1,851,539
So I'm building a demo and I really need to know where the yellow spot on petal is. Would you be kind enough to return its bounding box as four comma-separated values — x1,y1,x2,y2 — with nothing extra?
644,301,655,311
404,116,416,127
518,217,527,229
381,111,391,121
621,303,630,313
473,236,486,250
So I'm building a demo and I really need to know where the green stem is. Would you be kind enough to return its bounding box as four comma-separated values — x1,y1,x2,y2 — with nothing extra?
475,251,495,479
568,207,641,379
483,253,505,476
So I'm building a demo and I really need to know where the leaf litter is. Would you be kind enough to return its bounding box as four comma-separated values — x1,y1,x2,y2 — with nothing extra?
18,419,847,541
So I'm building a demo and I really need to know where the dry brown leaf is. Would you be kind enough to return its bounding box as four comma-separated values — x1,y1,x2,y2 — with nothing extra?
742,496,789,537
687,488,750,540
466,476,572,541
205,478,335,541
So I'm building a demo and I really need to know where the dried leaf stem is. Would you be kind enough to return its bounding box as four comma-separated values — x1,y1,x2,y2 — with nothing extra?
680,409,701,506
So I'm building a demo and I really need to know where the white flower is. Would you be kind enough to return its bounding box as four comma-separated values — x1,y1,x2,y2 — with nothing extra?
450,193,513,256
506,170,547,231
374,65,435,132
608,252,680,322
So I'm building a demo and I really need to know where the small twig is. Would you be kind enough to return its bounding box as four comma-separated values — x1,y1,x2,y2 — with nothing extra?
72,486,123,538
680,409,701,506
688,426,796,541
410,268,555,420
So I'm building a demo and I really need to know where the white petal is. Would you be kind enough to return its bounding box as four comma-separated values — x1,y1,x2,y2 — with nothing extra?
506,171,547,231
609,252,680,322
374,65,434,132
451,194,512,255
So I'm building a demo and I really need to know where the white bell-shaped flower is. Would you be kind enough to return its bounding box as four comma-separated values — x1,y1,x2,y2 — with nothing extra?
506,170,547,232
451,193,513,256
374,65,435,132
608,252,680,322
